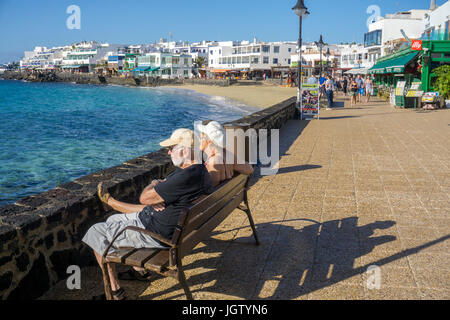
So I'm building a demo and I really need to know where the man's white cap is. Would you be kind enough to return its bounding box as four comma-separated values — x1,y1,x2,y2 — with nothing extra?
160,128,194,148
195,121,225,148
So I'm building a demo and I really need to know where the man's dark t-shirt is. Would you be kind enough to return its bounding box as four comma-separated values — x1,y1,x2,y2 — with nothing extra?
138,164,212,245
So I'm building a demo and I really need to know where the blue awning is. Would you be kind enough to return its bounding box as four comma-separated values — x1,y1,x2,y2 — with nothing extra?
132,67,160,72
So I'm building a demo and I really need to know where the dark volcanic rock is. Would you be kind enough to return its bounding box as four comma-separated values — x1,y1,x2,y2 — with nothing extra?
1,214,41,235
0,271,13,292
15,253,30,272
0,204,29,217
7,253,50,300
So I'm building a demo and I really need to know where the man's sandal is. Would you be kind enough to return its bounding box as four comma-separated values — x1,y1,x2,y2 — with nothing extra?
118,269,153,282
97,182,110,204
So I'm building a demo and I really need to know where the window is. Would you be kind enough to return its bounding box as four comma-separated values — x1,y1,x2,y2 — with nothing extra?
273,58,278,64
288,48,292,52
288,59,291,64
242,56,250,64
172,57,180,64
251,57,259,64
263,56,269,64
211,59,213,65
274,46,280,53
262,45,270,53
237,57,241,64
232,57,236,64
184,70,188,76
161,57,166,64
364,30,382,47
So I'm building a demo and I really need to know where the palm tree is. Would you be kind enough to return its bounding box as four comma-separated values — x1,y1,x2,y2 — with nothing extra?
193,56,206,69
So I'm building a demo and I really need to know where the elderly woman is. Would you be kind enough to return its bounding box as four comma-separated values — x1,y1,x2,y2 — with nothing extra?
195,120,254,187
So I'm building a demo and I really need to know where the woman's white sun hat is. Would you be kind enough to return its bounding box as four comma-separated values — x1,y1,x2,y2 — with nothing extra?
194,121,225,148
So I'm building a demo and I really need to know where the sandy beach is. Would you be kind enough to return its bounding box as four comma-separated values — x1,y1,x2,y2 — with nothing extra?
165,83,297,109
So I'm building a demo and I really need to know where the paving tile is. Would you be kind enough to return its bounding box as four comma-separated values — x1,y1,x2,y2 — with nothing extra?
364,286,421,300
418,288,450,300
408,252,450,271
308,283,365,300
361,266,417,289
413,268,450,291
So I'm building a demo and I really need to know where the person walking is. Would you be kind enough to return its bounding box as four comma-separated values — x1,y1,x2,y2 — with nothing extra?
319,73,327,101
349,78,358,107
365,77,373,103
355,75,364,103
325,75,334,110
342,76,348,97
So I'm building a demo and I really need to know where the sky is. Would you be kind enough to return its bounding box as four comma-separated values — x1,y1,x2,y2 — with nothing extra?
0,0,446,63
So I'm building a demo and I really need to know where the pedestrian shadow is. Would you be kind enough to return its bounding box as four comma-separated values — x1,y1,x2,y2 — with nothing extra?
332,101,345,108
135,217,448,300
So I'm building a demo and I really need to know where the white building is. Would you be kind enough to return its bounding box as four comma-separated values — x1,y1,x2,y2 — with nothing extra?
365,9,430,58
20,46,67,70
338,44,374,70
422,0,450,40
136,52,193,78
61,43,124,72
208,40,297,74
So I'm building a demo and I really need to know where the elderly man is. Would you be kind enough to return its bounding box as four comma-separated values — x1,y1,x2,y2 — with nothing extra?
195,120,253,187
83,128,212,300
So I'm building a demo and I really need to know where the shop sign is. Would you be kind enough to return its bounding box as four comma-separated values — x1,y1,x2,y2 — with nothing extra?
411,40,422,51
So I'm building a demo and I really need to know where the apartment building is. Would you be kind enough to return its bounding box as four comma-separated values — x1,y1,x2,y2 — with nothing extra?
136,52,193,78
365,9,430,58
208,40,297,73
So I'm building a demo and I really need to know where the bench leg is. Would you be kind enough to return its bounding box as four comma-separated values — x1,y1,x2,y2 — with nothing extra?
101,261,114,300
177,263,193,300
243,191,260,246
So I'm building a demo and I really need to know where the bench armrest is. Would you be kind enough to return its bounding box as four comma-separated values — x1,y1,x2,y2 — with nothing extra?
102,226,174,259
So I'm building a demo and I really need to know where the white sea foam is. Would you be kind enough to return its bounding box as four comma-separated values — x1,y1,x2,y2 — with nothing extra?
152,87,260,115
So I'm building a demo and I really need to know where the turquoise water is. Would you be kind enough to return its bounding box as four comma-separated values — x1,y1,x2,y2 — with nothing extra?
0,80,255,206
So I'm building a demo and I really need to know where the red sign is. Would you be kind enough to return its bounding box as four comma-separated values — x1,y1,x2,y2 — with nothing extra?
411,40,422,51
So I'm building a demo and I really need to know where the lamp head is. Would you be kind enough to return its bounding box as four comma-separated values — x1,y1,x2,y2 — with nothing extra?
292,0,309,17
315,35,325,48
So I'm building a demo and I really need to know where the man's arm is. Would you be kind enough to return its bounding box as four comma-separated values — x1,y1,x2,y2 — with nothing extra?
139,185,165,206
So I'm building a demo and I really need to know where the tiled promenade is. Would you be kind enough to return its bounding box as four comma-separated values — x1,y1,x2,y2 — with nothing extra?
42,97,450,300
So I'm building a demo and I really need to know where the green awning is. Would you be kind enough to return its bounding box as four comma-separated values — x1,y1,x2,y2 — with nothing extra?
369,51,419,74
384,51,419,73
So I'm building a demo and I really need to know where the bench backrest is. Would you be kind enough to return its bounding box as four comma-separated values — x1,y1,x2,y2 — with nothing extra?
168,174,248,265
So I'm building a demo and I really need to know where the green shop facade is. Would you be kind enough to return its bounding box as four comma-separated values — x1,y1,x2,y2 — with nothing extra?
368,40,450,107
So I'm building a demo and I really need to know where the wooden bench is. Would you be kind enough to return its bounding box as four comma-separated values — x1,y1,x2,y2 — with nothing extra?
100,173,260,300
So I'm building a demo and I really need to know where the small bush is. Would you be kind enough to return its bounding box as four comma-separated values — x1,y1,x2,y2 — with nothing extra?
433,65,450,99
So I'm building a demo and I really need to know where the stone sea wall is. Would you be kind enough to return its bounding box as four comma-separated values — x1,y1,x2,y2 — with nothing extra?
2,71,237,87
0,83,297,299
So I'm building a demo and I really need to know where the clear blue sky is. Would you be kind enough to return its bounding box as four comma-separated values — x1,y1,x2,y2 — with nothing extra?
0,0,445,63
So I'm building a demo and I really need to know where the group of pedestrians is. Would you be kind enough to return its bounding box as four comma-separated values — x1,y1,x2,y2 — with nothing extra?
342,75,373,106
305,72,375,109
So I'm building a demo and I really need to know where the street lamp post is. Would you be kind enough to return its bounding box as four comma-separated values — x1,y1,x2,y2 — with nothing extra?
326,47,330,75
292,0,309,118
315,35,325,76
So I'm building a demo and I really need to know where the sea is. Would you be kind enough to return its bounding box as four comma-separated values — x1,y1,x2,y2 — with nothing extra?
0,79,257,207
